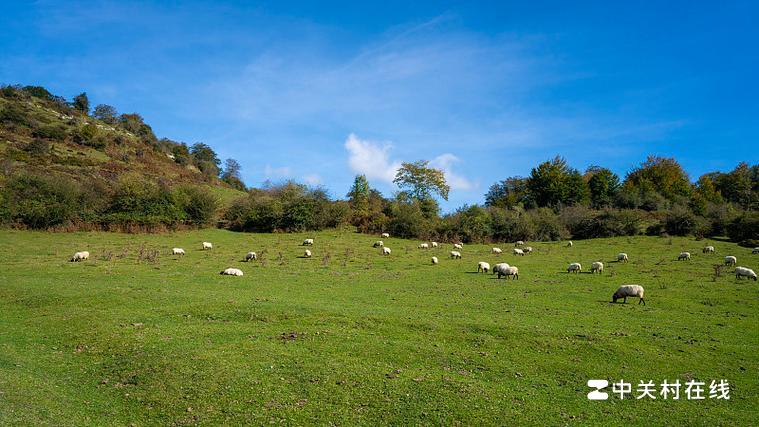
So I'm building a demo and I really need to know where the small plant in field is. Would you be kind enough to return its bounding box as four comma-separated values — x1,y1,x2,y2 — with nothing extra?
99,251,113,261
712,264,723,281
322,251,331,266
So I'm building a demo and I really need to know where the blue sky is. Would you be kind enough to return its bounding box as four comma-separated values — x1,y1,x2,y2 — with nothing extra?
1,1,757,210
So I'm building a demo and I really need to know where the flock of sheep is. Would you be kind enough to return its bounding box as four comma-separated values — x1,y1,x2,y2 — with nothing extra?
69,235,758,304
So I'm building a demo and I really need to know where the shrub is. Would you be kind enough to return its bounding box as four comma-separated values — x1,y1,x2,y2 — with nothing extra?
728,212,759,246
4,173,82,228
663,205,703,236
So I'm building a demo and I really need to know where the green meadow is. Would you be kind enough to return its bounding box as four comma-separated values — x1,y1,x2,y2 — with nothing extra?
0,229,757,425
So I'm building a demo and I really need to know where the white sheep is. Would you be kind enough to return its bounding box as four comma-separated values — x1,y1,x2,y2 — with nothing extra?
677,252,691,261
70,251,90,262
522,246,533,254
612,285,645,305
202,242,213,250
431,256,438,265
418,243,430,249
245,251,257,262
724,255,737,266
450,251,462,259
753,247,759,254
382,247,392,255
304,249,312,258
453,243,463,250
373,241,384,248
515,240,525,246
735,266,757,281
494,264,518,279
477,261,490,273
381,232,390,238
702,246,715,254
431,242,439,248
567,241,573,247
617,253,628,262
302,238,314,246
220,267,244,276
172,248,185,256
491,247,502,254
513,248,525,256
590,261,604,274
567,262,582,273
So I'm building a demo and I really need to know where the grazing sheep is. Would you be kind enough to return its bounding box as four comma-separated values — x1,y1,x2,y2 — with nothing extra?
431,242,439,248
70,251,90,262
373,240,384,248
492,262,509,279
450,251,462,259
735,266,757,281
431,256,439,265
172,248,185,256
752,247,759,254
202,242,213,250
453,243,463,250
513,248,525,256
612,285,645,305
499,266,519,280
617,253,629,262
677,252,691,261
590,261,604,274
567,241,573,247
724,255,737,266
477,261,491,273
515,241,525,246
522,246,533,254
302,238,314,246
491,247,502,254
703,246,715,254
220,268,244,276
382,247,392,255
245,252,257,262
381,232,390,238
304,249,312,258
567,262,582,273
419,243,430,249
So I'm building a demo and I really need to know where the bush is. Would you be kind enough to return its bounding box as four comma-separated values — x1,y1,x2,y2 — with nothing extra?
663,205,703,236
488,207,534,242
728,212,759,245
527,208,569,241
3,173,82,228
177,186,219,226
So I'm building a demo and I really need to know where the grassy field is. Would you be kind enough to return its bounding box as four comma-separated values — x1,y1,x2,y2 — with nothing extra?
0,229,757,425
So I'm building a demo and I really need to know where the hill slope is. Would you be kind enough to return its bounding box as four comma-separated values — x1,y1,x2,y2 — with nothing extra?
0,85,245,229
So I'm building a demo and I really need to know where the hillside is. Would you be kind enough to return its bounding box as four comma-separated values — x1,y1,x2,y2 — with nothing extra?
0,85,246,229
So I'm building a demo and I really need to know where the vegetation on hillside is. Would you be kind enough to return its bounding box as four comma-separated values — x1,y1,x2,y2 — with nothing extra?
1,85,756,245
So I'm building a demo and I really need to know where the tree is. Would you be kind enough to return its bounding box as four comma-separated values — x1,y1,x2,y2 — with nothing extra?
527,156,589,208
72,92,90,114
586,166,620,208
624,156,691,202
221,158,246,191
347,175,371,226
714,162,756,209
118,113,157,142
93,104,118,124
484,177,530,208
393,160,450,201
190,143,221,178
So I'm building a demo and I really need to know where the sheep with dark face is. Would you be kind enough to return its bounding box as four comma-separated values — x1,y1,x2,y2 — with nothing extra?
202,242,213,250
431,256,438,265
724,255,737,266
450,251,462,259
382,247,391,255
590,261,604,274
677,252,691,261
497,266,518,279
304,249,312,258
703,246,715,254
220,268,244,276
381,233,390,238
617,253,628,262
566,241,573,247
612,285,645,305
418,243,430,249
513,248,525,256
567,262,582,273
477,262,490,273
302,238,314,246
70,251,90,262
735,266,757,281
245,252,257,261
492,263,510,277
491,247,502,254
172,248,185,256
373,241,384,248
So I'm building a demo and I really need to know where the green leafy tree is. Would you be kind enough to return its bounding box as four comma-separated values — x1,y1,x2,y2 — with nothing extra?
190,143,221,178
347,174,371,226
221,158,246,191
93,104,118,124
484,177,530,208
527,156,589,207
586,166,620,208
72,92,90,114
393,160,450,201
624,156,692,202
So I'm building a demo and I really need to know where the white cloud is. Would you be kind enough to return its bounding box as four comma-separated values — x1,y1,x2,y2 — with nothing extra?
303,174,322,185
344,133,402,183
264,164,291,178
430,153,476,191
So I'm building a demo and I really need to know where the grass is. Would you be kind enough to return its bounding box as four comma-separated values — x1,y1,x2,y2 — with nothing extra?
0,230,757,425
